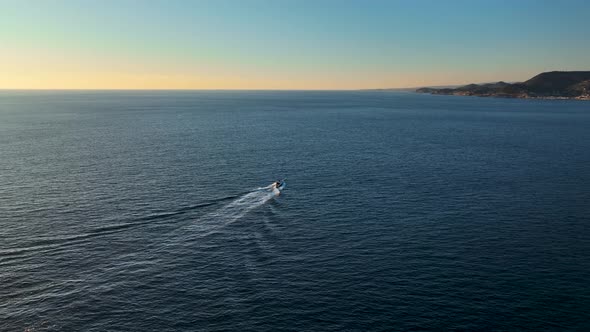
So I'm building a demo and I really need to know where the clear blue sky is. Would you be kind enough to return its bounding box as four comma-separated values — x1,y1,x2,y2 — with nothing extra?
2,0,589,89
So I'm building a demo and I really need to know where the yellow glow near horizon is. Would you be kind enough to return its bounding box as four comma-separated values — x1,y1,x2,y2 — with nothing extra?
0,55,536,90
0,43,541,90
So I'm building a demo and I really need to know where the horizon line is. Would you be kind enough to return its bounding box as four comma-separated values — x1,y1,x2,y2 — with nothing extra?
0,88,417,92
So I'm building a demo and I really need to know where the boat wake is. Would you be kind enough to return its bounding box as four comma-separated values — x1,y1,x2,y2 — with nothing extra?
192,184,282,230
0,183,285,263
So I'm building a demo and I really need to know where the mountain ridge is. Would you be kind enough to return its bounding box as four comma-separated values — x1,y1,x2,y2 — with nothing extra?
416,71,590,100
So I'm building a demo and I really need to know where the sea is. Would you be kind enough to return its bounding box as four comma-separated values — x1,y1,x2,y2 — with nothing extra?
1,91,589,331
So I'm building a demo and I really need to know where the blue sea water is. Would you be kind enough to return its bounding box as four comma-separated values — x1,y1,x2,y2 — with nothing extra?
1,91,589,331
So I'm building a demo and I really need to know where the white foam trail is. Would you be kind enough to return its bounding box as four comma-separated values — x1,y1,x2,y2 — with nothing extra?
187,185,279,234
207,189,276,223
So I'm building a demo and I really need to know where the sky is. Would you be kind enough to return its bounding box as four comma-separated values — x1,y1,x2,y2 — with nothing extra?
1,0,589,90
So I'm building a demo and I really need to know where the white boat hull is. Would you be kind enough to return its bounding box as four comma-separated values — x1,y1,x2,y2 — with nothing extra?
273,181,286,196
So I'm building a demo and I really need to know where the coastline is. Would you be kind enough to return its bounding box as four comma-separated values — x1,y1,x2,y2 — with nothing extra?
417,91,590,101
415,71,590,101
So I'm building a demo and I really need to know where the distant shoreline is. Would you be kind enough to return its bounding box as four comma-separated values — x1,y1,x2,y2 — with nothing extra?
417,92,590,101
415,71,590,101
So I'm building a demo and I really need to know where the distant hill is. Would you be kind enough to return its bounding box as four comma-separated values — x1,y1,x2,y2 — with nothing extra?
416,71,590,100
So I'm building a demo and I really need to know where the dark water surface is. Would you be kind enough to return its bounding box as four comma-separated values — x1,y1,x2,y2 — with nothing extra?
1,91,589,331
